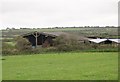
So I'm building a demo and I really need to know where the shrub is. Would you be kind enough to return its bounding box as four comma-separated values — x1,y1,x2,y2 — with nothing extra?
2,42,17,55
91,44,99,49
15,36,32,52
53,34,82,51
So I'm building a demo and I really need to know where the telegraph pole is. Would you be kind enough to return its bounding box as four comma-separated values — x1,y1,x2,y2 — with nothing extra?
35,31,38,47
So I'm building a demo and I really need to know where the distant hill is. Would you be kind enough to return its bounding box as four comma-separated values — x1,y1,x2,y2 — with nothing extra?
1,27,119,39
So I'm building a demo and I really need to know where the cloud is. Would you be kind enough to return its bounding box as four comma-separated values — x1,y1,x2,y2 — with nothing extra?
0,0,118,29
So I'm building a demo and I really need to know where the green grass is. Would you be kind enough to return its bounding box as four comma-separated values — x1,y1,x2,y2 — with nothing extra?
2,52,118,80
2,27,118,38
5,42,16,46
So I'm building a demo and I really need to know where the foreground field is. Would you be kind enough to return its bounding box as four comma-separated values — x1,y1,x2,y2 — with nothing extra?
2,52,118,80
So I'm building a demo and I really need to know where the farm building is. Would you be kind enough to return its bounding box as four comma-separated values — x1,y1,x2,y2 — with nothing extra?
89,38,120,44
22,31,56,47
22,31,89,47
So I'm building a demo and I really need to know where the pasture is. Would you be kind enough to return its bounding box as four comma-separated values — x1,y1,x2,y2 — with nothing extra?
2,27,119,39
2,52,118,80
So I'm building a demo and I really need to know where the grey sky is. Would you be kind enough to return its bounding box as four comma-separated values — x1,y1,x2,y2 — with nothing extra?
0,0,119,29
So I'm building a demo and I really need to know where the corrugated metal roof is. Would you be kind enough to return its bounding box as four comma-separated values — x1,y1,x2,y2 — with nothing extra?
89,39,107,43
109,39,120,43
89,39,120,43
21,31,59,37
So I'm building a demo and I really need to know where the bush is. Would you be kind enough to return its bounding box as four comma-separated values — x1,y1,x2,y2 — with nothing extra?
2,42,18,55
53,34,83,51
15,37,32,52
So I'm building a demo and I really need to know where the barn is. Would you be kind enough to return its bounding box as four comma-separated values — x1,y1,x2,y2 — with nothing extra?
22,31,56,47
22,31,89,47
89,38,120,44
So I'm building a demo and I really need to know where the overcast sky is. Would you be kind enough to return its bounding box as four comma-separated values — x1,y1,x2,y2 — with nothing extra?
0,0,119,29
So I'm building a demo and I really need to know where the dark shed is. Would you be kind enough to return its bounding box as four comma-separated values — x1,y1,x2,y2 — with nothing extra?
22,31,56,47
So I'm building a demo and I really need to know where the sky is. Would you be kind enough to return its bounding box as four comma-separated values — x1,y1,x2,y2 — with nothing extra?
0,0,119,29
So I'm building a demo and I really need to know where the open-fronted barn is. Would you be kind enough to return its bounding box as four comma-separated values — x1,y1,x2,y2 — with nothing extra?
22,31,89,47
22,31,57,47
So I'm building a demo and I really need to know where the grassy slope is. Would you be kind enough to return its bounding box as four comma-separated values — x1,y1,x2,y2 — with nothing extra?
2,27,118,38
2,52,118,80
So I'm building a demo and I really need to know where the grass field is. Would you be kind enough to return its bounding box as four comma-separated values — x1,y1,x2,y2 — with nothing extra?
2,27,118,39
2,52,118,80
